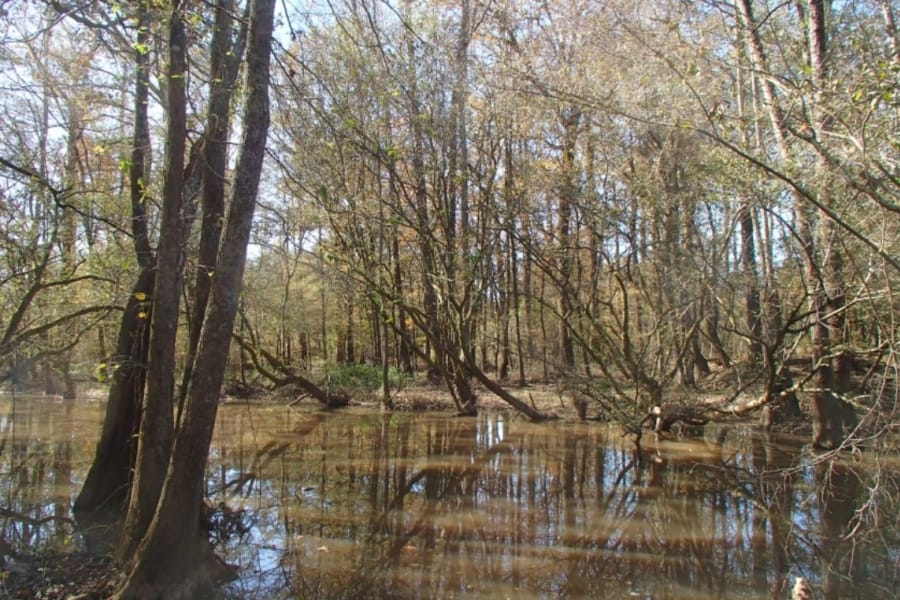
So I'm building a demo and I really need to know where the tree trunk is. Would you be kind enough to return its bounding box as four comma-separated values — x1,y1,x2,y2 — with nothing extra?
879,0,900,62
391,228,414,373
688,319,710,381
76,1,154,524
807,0,851,448
317,229,329,362
380,305,393,410
74,267,155,522
120,1,187,559
114,1,275,597
344,298,355,363
129,7,154,270
505,132,527,387
739,203,763,361
180,0,246,418
556,107,580,375
497,247,511,381
409,95,440,382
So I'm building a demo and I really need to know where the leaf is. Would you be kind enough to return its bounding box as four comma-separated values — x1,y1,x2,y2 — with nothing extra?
134,292,148,301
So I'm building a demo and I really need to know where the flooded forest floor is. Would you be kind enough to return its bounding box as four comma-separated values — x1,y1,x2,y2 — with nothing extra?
0,367,896,599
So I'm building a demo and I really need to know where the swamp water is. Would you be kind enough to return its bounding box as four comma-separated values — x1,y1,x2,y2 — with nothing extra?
0,395,896,599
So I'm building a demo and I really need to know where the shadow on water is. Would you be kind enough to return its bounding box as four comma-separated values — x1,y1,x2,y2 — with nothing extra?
0,395,897,599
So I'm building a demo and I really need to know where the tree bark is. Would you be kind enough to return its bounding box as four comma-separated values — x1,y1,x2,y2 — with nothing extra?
556,107,580,374
75,1,155,522
120,0,187,559
129,6,154,270
179,0,247,419
74,267,154,521
114,0,275,597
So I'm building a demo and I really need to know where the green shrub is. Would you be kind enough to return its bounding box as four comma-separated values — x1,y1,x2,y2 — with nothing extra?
321,363,411,393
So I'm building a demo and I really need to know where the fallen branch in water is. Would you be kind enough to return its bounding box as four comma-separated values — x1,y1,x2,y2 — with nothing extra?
0,506,75,528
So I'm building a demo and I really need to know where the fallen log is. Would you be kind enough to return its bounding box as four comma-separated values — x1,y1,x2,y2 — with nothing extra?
232,333,350,408
640,404,709,433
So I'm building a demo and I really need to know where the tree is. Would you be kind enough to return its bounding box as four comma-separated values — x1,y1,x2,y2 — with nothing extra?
75,0,159,523
733,0,862,447
118,0,189,558
25,0,277,596
269,0,552,420
179,0,249,414
0,4,124,396
114,0,276,597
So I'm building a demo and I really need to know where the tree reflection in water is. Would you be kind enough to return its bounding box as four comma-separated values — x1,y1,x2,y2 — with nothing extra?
208,406,896,599
0,397,896,599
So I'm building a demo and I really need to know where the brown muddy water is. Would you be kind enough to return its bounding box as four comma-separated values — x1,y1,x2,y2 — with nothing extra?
0,394,896,599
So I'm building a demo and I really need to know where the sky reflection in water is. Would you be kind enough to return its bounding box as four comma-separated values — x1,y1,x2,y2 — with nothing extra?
0,396,895,599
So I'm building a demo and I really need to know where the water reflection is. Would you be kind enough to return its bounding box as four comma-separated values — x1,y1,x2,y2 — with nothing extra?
0,395,104,554
208,407,894,599
0,396,895,599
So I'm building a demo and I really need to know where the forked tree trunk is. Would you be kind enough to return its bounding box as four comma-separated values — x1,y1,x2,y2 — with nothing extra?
114,0,275,597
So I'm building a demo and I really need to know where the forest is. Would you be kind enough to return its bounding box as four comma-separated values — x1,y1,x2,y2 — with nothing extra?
0,0,897,598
